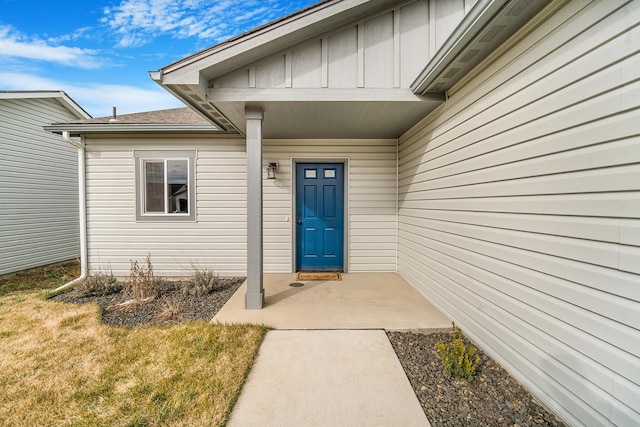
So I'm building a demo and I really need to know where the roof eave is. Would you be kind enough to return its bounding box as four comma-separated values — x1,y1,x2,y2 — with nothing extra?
44,123,224,136
411,0,553,95
0,90,92,119
150,70,239,133
57,91,93,120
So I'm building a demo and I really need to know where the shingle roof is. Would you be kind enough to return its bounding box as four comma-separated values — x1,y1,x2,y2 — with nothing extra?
56,107,209,125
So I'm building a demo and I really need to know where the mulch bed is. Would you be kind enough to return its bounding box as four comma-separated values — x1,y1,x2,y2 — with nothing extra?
52,279,565,425
51,278,244,327
387,331,566,427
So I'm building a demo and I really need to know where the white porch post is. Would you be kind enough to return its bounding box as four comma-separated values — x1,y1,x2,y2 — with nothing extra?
245,107,264,309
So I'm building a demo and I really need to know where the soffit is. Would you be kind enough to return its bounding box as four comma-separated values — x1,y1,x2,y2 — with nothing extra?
215,96,444,139
412,0,552,94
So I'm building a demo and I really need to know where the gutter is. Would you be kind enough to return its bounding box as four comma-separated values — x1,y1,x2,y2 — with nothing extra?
44,123,222,136
52,131,88,292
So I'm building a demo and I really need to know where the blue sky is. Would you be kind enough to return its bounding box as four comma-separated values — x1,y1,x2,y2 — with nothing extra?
0,0,317,117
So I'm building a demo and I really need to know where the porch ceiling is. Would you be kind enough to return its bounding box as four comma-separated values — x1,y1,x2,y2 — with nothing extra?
158,83,445,138
210,93,445,139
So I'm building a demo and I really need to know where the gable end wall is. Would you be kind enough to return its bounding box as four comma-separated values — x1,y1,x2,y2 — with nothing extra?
213,0,470,90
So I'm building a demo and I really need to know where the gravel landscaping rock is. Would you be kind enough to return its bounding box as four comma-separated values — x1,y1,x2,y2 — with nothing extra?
387,330,566,427
52,277,244,327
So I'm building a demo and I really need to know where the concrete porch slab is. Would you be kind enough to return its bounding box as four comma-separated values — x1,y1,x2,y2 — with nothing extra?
226,330,431,427
212,273,450,329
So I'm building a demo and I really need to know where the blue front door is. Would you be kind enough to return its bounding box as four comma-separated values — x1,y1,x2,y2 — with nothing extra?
296,163,344,271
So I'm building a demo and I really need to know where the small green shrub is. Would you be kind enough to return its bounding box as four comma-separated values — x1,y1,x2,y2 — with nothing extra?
77,271,122,297
184,264,221,296
123,254,161,301
436,322,481,381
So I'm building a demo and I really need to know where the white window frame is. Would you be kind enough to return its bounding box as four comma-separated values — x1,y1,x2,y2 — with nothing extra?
134,150,196,222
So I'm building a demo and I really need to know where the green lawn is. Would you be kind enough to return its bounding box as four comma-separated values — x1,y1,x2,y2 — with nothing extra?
0,260,80,296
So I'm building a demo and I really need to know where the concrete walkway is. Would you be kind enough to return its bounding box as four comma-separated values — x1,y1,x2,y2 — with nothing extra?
227,330,431,426
217,274,447,426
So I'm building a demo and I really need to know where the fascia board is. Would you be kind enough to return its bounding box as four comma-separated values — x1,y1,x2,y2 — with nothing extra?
57,92,93,119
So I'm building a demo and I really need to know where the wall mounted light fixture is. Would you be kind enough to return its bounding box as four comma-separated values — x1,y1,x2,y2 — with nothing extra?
267,162,278,179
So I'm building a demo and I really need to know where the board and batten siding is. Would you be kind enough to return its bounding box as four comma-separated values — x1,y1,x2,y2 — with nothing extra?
85,136,247,277
398,1,640,426
263,139,398,273
0,97,80,275
213,0,473,90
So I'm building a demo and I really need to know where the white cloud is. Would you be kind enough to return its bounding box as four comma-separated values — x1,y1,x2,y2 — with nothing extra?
233,7,270,23
0,25,101,69
47,27,93,44
101,0,312,47
0,72,184,117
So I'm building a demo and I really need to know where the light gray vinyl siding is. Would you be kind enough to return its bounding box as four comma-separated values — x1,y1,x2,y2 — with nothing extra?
0,97,80,275
398,1,640,426
213,0,468,90
263,139,398,273
86,137,397,276
85,136,247,277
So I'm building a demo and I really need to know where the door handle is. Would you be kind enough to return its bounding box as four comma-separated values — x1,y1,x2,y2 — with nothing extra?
297,219,303,225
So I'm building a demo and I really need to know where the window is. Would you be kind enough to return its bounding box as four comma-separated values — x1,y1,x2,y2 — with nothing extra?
134,150,196,221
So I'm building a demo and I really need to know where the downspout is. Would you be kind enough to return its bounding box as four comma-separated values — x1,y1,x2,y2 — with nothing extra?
52,131,88,292
396,137,399,274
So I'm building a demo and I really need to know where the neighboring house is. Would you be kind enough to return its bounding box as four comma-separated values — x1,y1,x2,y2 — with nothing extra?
46,1,639,426
0,91,90,275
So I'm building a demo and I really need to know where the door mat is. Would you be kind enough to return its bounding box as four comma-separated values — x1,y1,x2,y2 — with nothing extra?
296,272,342,281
